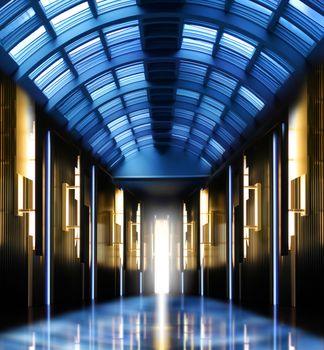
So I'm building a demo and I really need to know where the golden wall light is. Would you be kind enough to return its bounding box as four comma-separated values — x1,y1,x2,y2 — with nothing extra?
243,182,262,232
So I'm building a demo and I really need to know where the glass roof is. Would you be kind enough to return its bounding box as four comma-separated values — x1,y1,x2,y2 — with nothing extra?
0,0,323,175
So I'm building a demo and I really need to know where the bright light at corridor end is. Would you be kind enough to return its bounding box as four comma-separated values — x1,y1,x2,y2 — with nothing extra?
154,219,170,294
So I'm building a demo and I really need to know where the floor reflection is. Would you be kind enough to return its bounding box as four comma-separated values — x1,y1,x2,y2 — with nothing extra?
0,296,323,349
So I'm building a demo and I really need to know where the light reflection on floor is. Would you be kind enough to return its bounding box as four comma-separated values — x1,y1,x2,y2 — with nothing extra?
0,296,323,349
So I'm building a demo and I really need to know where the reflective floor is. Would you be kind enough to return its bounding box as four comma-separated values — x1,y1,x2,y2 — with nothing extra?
0,296,323,349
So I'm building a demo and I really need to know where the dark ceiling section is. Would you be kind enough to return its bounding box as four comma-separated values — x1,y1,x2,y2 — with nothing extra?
139,4,184,148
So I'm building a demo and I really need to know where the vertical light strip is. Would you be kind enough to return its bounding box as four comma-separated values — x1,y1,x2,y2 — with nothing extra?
228,165,233,301
140,271,143,294
181,271,184,295
272,132,279,306
45,130,51,306
91,165,96,301
201,258,204,296
120,257,123,297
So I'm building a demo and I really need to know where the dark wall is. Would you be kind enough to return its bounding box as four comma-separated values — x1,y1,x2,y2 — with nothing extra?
241,136,272,304
96,168,116,300
52,134,82,304
207,173,227,299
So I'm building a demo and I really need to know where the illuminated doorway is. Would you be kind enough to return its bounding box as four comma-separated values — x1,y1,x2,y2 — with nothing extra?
154,218,170,294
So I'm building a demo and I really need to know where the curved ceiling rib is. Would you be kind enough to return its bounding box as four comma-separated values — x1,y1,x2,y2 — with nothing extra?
0,0,323,177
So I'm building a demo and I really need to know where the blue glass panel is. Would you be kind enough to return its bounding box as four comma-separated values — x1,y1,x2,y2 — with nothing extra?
116,63,145,87
191,128,208,141
99,97,123,118
188,138,204,151
96,0,136,14
107,115,129,133
174,109,195,121
104,21,141,58
251,50,292,92
120,140,136,152
286,0,323,40
74,112,98,133
134,123,151,134
0,8,38,50
68,36,102,64
256,0,279,11
124,148,138,159
208,70,238,98
186,0,223,10
33,57,67,90
216,126,235,144
50,2,93,35
208,138,225,155
89,129,108,149
86,72,117,101
196,113,216,130
173,124,190,135
138,135,152,145
182,23,217,55
200,96,224,120
124,89,148,107
224,111,246,133
9,26,49,64
129,109,150,123
274,17,314,56
29,51,61,81
177,89,200,105
111,39,141,58
238,86,264,110
179,61,208,84
64,99,89,120
74,51,107,75
183,24,217,42
236,86,264,116
114,129,133,144
231,0,272,28
0,0,29,27
220,32,256,59
58,89,85,115
43,70,74,99
40,0,83,18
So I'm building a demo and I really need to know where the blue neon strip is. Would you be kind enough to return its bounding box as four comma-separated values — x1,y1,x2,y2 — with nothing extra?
120,258,123,297
272,133,279,306
91,165,96,301
228,165,233,301
201,258,204,296
45,130,51,306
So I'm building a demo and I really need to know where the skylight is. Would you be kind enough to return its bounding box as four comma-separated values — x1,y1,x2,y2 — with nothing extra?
9,26,47,63
95,0,136,14
220,32,256,59
108,115,129,133
182,24,217,55
116,63,145,87
50,2,92,34
104,21,141,58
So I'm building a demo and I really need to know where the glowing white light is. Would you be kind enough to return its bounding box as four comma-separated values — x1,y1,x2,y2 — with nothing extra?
228,165,233,301
91,165,96,301
154,219,169,294
45,130,51,306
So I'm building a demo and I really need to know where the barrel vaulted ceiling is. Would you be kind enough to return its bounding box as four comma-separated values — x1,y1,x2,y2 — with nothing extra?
0,0,323,178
